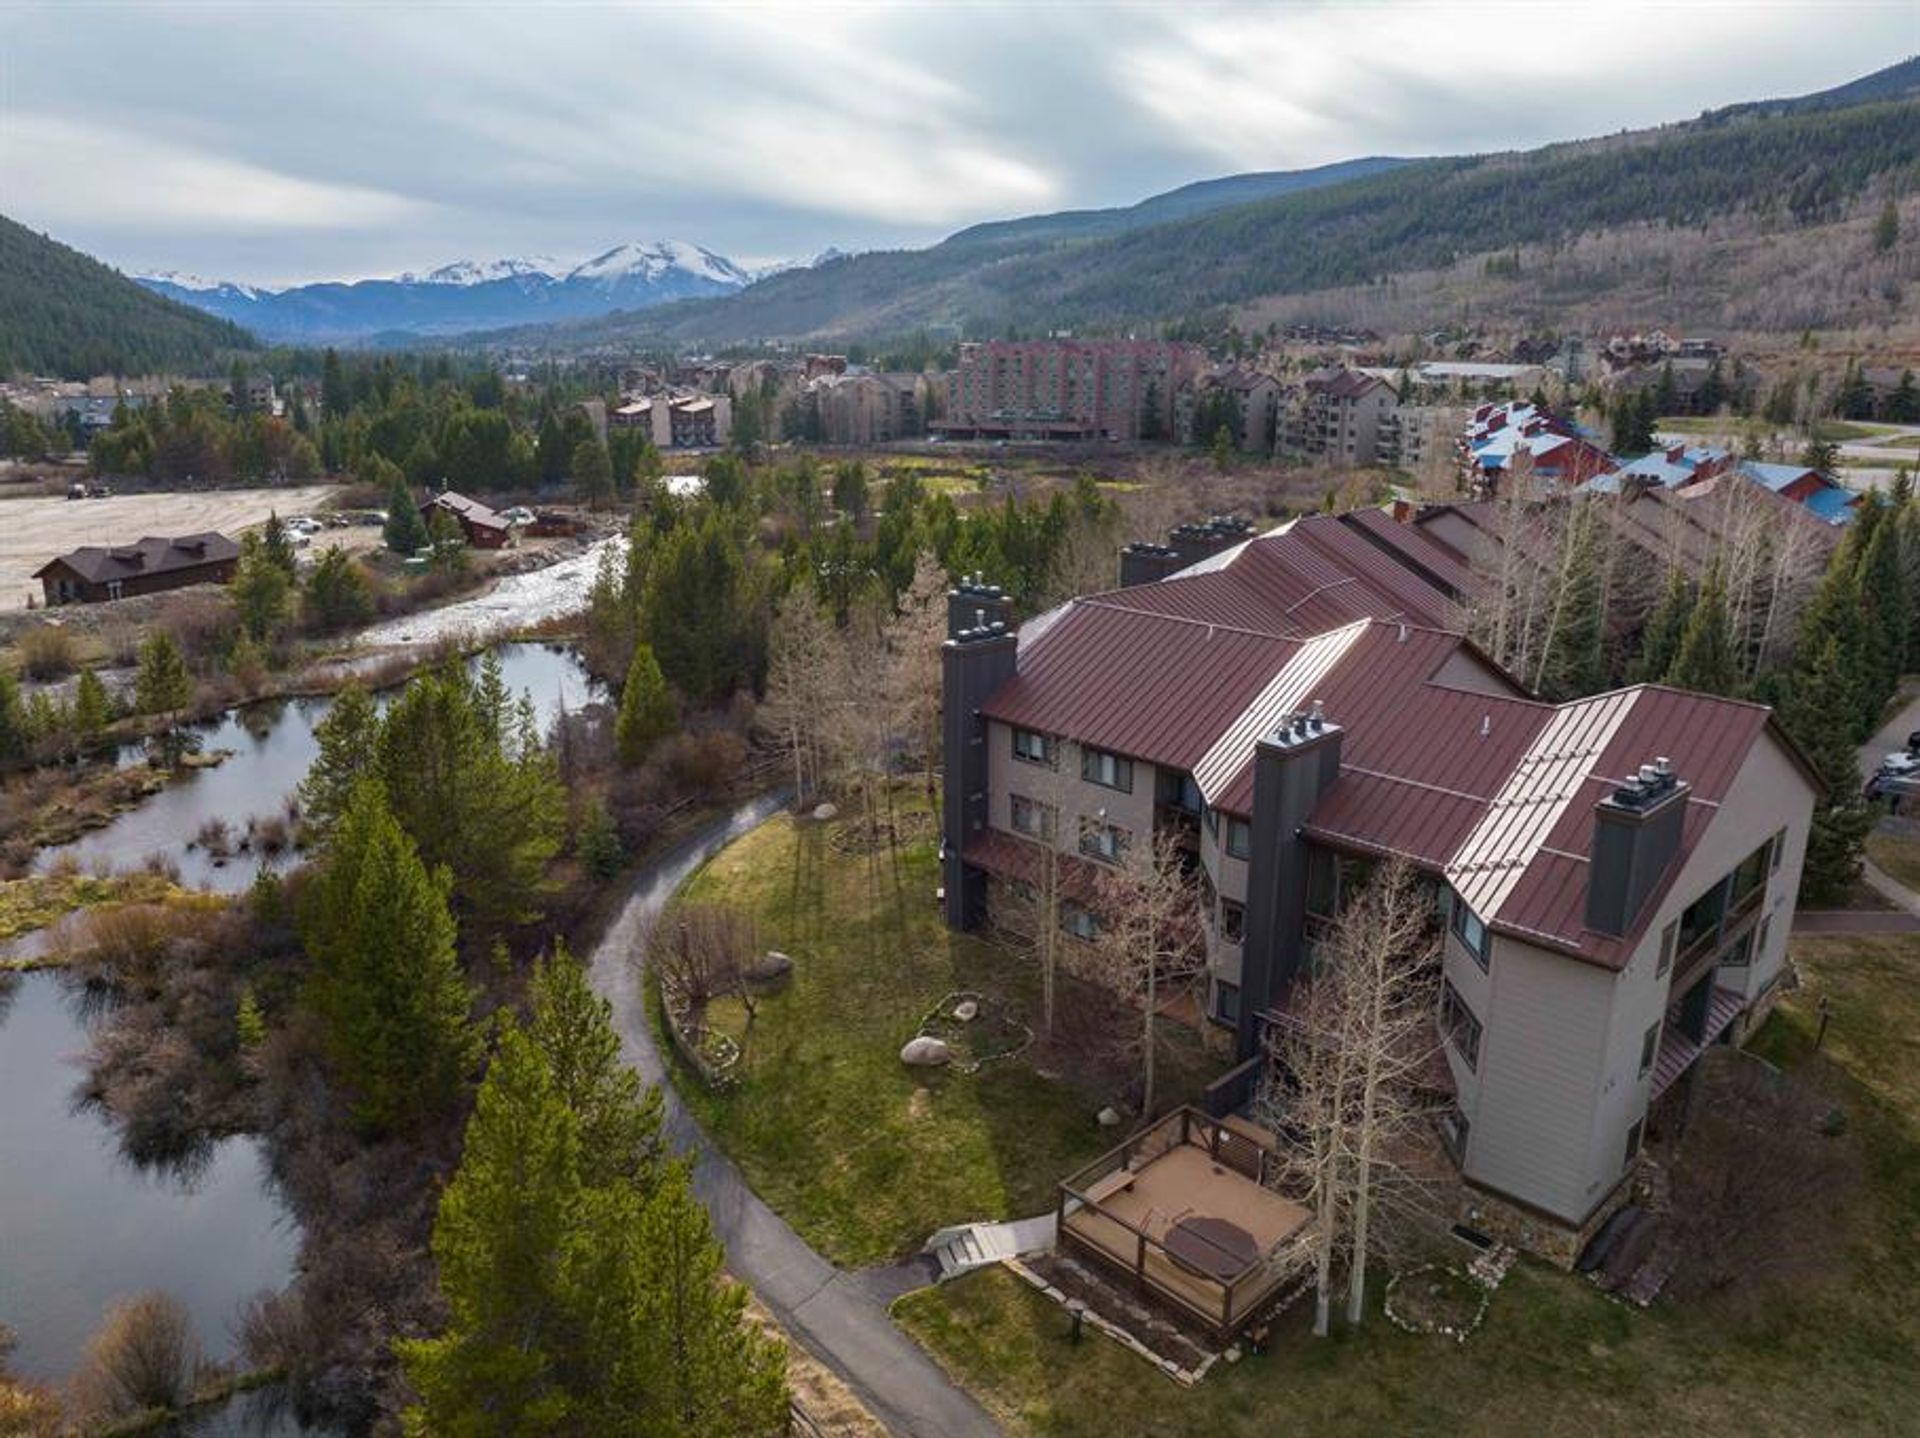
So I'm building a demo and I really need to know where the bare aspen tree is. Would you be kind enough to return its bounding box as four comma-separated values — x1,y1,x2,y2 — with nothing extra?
1093,827,1204,1119
992,756,1071,1037
1259,860,1445,1335
883,551,950,821
765,592,840,804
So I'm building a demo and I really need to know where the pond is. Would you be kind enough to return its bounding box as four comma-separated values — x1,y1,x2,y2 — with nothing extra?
0,969,292,1381
33,641,601,893
2,637,601,1429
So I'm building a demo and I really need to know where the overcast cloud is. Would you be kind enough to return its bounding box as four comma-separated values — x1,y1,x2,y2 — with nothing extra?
0,1,1910,286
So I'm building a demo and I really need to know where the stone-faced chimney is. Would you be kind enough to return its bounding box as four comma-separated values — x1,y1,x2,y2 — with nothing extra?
1585,758,1688,938
1236,704,1343,1061
941,617,1019,930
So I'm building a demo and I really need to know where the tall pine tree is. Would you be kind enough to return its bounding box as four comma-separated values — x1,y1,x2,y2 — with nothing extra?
300,778,478,1131
1663,560,1739,697
615,644,676,769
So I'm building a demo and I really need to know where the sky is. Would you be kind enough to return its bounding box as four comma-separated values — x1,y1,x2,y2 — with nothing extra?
0,1,1912,288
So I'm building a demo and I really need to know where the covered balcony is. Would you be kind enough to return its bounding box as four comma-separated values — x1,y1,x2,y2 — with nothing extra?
1056,1107,1314,1340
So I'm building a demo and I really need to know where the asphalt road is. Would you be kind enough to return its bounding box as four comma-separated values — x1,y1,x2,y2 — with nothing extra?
585,795,1002,1438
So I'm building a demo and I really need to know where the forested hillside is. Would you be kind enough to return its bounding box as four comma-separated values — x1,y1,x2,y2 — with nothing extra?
0,215,254,378
531,86,1920,347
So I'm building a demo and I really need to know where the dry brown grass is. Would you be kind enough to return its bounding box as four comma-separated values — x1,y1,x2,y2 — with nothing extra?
15,623,77,681
69,1291,203,1423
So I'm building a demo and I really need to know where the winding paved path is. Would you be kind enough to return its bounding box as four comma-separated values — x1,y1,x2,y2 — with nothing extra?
584,796,1001,1438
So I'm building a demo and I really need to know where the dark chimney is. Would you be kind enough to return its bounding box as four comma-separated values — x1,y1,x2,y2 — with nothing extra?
1585,758,1688,938
1118,542,1182,588
940,619,1019,930
1236,705,1344,1060
1119,515,1252,587
946,574,1012,639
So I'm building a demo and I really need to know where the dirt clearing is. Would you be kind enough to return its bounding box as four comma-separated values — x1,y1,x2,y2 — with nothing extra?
0,485,340,609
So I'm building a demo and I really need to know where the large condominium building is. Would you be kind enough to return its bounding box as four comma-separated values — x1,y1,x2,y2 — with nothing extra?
941,513,1815,1265
938,339,1206,443
608,390,733,449
1277,366,1399,465
808,371,926,446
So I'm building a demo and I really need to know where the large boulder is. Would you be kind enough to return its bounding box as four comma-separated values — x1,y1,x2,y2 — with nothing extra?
812,802,839,822
952,998,980,1023
900,1035,953,1068
745,950,795,988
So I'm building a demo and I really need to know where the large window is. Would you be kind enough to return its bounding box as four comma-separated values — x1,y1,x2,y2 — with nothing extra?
1439,1104,1471,1163
1011,727,1054,766
1624,1118,1645,1169
1156,768,1202,814
1221,899,1247,944
1078,819,1129,865
1656,920,1679,978
1010,794,1055,842
1638,1020,1661,1077
1440,980,1482,1070
1450,892,1490,969
1730,839,1771,907
1061,903,1098,941
1080,746,1133,793
1678,882,1727,956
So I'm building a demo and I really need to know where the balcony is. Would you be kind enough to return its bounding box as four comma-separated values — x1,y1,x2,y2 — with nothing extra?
1057,1108,1314,1339
1650,986,1744,1099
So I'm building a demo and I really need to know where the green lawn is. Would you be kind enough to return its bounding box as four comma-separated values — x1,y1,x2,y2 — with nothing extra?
895,932,1920,1436
1865,831,1920,893
661,803,1215,1268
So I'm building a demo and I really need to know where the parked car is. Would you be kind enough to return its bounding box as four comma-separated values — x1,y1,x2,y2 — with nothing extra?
499,506,535,525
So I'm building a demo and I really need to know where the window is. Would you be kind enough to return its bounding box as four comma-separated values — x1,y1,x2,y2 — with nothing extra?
1439,980,1482,1070
1720,927,1754,967
1656,920,1678,978
1678,882,1727,956
1439,1104,1471,1163
1011,728,1054,766
1078,819,1129,865
1225,817,1252,860
1214,981,1241,1025
1061,903,1098,941
1010,794,1055,842
1638,1021,1661,1077
1769,827,1786,874
1204,806,1221,840
1156,768,1202,814
1221,899,1246,944
1450,892,1490,969
1624,1118,1645,1169
1756,915,1772,963
1730,839,1771,906
1080,746,1133,792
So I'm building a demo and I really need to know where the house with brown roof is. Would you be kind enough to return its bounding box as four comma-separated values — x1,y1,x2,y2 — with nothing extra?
942,514,1816,1274
34,532,240,605
421,491,512,549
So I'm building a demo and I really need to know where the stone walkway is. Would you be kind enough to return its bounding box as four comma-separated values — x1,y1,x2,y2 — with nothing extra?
584,796,1002,1438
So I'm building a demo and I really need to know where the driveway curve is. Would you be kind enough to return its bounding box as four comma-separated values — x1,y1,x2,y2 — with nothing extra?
584,795,1002,1438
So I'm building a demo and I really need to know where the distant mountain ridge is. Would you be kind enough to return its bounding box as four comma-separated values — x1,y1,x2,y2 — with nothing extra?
498,59,1920,349
137,239,753,342
0,216,254,379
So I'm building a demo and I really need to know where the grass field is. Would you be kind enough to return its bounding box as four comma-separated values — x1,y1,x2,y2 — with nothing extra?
895,931,1920,1436
659,801,1216,1268
1864,831,1920,893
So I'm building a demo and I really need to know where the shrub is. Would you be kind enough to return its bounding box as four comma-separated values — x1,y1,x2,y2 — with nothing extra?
17,624,77,681
71,1291,202,1420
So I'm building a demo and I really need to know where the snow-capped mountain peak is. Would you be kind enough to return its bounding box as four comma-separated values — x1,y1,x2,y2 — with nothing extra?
394,256,560,286
137,270,263,301
566,240,750,290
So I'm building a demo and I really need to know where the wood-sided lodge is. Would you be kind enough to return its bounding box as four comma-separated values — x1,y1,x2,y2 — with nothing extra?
33,532,240,606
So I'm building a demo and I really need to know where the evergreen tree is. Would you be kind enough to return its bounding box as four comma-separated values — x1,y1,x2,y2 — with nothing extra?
1853,498,1909,723
1629,568,1691,684
536,410,569,487
527,947,664,1189
1799,435,1840,480
298,682,379,841
300,779,478,1131
375,661,565,931
0,668,27,762
1874,199,1900,254
232,532,293,640
134,631,193,718
1611,389,1656,454
304,545,374,631
572,437,614,508
1537,502,1606,699
384,474,430,555
398,1019,583,1433
261,512,298,578
1886,370,1919,424
1663,560,1739,696
614,643,676,768
578,798,625,881
321,347,350,420
1795,549,1871,737
831,461,869,522
640,512,761,704
1778,637,1875,904
72,666,111,739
